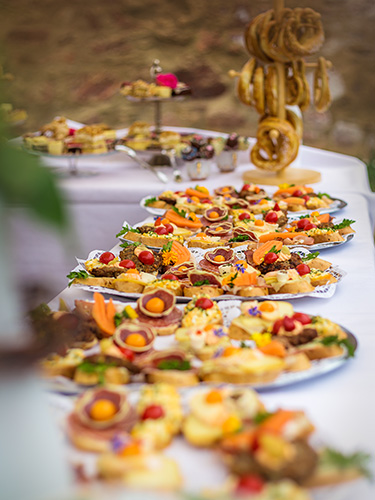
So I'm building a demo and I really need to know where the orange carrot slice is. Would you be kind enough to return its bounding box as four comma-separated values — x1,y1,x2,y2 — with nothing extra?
253,240,283,264
222,271,257,287
164,209,202,229
317,213,330,223
259,340,286,358
185,188,211,200
274,185,314,196
92,292,116,336
258,232,298,243
257,410,295,435
171,241,191,265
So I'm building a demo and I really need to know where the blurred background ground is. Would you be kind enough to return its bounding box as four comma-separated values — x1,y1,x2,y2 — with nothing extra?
1,0,374,161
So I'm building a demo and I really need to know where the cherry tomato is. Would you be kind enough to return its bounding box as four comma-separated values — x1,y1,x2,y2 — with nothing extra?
195,297,214,309
141,404,165,420
293,312,311,325
239,212,251,220
272,319,283,334
297,218,310,229
155,226,168,235
283,316,295,331
116,345,135,361
296,263,310,276
99,252,115,264
264,252,278,264
242,184,250,191
201,198,212,204
293,189,303,197
138,251,155,265
154,217,163,226
119,259,136,269
235,475,265,495
265,211,278,224
273,203,280,211
163,223,174,234
303,195,310,202
68,128,76,136
162,273,178,281
304,223,317,231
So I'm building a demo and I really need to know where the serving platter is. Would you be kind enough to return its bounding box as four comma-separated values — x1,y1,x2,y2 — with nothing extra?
140,195,348,217
70,246,345,303
44,299,357,396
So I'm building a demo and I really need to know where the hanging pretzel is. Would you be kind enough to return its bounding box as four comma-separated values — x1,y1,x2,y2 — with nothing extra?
251,116,299,171
264,65,278,116
252,66,265,114
314,56,331,112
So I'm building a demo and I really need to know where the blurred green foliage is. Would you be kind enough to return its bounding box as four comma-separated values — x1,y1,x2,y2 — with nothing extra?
366,149,375,192
0,121,68,230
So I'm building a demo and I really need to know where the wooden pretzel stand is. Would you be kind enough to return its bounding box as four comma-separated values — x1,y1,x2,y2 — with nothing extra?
234,0,331,186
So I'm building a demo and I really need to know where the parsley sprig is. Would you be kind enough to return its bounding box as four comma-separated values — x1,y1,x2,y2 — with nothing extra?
302,251,320,262
172,206,187,218
67,270,89,287
162,241,173,252
120,241,141,248
320,448,373,480
144,196,157,206
193,279,211,286
229,234,250,243
332,219,355,230
77,360,117,384
317,192,331,199
319,335,356,358
157,359,191,371
116,225,140,238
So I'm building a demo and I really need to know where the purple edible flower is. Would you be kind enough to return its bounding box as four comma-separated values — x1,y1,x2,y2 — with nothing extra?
111,434,130,453
235,263,245,274
248,306,260,317
213,347,224,358
213,328,226,338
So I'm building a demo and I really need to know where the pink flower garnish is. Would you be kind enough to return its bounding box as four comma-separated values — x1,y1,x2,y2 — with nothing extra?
156,73,178,89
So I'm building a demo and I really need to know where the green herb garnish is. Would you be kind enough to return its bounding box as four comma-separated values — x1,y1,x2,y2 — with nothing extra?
193,279,211,286
67,270,89,287
299,214,310,219
317,192,331,199
172,206,187,218
228,271,238,288
120,241,141,248
319,448,373,480
116,225,140,238
268,245,281,254
302,251,320,262
157,359,191,371
332,219,355,231
253,411,274,425
162,241,173,252
144,196,157,206
319,335,355,358
114,309,132,327
229,234,250,243
77,360,117,385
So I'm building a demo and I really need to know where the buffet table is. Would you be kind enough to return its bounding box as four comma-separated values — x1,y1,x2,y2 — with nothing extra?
45,150,375,498
10,127,375,297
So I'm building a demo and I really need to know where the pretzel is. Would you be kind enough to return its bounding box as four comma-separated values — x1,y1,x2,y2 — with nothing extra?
285,62,304,106
252,66,265,114
264,65,278,116
283,8,324,57
314,57,331,112
228,58,256,107
259,9,294,62
245,13,272,62
286,108,303,140
251,117,299,171
296,59,310,111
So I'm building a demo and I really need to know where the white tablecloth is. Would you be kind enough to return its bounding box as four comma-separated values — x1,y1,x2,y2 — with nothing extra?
10,127,375,297
48,186,375,499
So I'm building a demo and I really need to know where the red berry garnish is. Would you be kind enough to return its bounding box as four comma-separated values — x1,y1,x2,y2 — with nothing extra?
201,198,212,204
297,218,310,229
99,252,116,264
239,212,251,220
272,319,283,334
162,273,178,281
293,312,311,325
195,297,214,309
264,252,278,264
138,251,155,265
293,189,303,197
154,217,163,226
273,203,280,211
242,184,251,191
236,475,265,495
304,223,317,230
119,259,136,269
283,316,296,331
68,128,76,136
155,226,168,235
265,211,278,224
296,263,310,276
163,223,174,234
303,195,310,202
141,404,165,420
